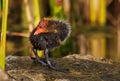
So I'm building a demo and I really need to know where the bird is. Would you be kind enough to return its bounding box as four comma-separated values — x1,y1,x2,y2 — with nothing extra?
29,18,71,71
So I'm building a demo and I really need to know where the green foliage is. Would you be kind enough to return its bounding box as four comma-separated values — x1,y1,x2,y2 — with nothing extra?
49,0,66,19
0,0,2,12
0,0,2,30
33,0,40,26
0,0,8,70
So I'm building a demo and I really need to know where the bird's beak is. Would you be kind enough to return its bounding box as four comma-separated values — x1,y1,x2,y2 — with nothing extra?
34,27,48,35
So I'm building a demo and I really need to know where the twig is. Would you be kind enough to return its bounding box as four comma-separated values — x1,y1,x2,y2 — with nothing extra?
23,0,34,32
6,31,29,38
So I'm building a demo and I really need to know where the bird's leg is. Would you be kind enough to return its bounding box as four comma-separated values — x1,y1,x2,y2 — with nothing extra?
44,49,69,72
32,48,48,66
44,49,55,69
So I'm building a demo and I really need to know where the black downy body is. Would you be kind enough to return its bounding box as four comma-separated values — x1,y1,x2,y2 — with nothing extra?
29,18,71,71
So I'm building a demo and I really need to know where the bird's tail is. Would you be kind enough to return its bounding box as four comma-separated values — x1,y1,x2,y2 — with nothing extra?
56,20,71,42
46,18,71,42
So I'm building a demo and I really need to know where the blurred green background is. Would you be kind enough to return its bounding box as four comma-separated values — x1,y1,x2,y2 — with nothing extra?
0,0,120,61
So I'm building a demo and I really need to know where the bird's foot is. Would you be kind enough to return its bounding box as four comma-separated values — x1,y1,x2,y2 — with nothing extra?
31,57,69,72
47,61,69,72
31,57,48,66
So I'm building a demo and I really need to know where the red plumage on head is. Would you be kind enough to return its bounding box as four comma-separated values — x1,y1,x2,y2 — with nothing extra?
38,18,50,28
38,19,45,27
34,19,48,35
